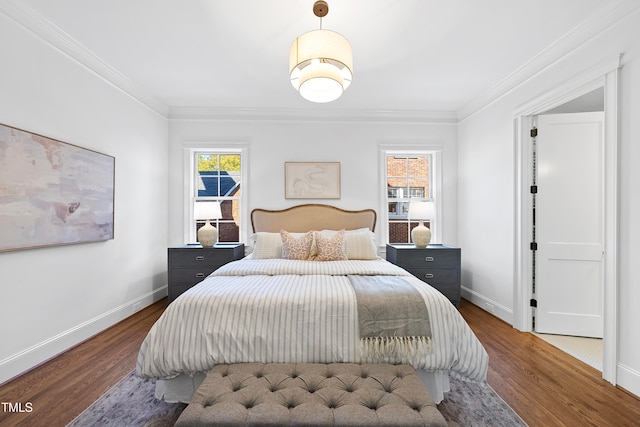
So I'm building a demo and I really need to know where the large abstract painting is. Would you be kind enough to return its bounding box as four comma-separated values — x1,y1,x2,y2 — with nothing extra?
285,162,340,199
0,123,115,252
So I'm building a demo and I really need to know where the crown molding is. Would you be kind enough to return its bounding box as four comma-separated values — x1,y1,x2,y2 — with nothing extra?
0,0,453,125
0,0,169,117
168,106,458,124
6,0,633,124
457,0,640,122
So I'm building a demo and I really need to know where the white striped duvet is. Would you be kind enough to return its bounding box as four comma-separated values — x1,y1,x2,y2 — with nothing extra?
136,258,488,383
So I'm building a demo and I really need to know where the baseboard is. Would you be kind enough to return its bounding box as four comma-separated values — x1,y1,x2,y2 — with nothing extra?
0,286,167,385
461,286,514,325
617,362,640,399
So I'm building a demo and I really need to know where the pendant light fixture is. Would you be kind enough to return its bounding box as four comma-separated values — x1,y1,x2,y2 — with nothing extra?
289,1,353,103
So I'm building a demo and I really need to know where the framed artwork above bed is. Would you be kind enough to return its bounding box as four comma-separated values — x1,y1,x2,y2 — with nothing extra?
285,162,340,199
0,122,115,252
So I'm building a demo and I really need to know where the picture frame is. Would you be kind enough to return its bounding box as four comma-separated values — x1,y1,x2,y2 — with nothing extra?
285,162,340,199
0,123,115,252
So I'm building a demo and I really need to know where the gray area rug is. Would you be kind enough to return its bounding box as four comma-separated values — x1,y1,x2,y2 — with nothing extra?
67,370,527,426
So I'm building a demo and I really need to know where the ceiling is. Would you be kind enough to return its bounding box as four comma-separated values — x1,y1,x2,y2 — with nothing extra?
16,0,618,117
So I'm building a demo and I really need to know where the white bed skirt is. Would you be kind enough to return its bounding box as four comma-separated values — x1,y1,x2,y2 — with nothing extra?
154,369,451,404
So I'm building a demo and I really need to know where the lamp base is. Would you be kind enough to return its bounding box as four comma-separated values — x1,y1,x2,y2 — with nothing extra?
197,221,218,247
411,221,432,248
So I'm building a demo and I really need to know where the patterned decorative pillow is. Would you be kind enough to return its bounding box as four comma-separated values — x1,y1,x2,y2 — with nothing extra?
281,230,314,260
314,229,348,261
316,228,379,260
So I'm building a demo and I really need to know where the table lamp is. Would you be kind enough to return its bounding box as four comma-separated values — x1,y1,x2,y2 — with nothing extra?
194,201,222,247
408,201,435,248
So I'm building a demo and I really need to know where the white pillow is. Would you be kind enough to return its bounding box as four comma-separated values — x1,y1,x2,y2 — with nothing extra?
344,228,379,259
250,232,283,259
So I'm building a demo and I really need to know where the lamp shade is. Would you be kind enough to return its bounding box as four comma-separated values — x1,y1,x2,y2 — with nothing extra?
408,201,435,221
290,29,353,103
194,201,222,221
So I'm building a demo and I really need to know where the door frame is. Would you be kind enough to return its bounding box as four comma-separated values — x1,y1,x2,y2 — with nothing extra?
513,55,620,384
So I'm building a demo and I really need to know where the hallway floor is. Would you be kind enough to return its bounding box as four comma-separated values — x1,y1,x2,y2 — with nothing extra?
534,333,603,371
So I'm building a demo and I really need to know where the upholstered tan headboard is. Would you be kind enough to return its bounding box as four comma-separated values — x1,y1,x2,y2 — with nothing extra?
251,204,376,233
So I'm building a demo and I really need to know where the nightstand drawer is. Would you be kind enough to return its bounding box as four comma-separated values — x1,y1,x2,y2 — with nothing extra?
406,268,460,305
169,250,236,267
404,267,458,284
386,244,461,308
395,250,459,268
168,244,244,302
170,267,220,283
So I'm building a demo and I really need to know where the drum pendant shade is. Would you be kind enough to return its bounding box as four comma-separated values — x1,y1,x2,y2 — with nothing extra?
289,3,352,103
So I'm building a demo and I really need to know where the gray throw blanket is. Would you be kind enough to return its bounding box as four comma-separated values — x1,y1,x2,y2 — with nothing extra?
348,275,433,364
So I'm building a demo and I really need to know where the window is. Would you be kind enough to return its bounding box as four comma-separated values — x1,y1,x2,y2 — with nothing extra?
192,151,243,243
385,153,433,244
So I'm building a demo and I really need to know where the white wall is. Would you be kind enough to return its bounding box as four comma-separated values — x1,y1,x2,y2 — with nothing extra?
168,117,458,251
0,12,169,383
458,10,640,396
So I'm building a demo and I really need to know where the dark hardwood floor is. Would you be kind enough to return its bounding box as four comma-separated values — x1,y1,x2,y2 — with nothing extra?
461,301,640,427
1,298,638,426
0,299,168,427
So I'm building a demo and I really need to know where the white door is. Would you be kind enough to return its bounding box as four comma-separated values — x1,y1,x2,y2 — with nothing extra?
535,112,604,338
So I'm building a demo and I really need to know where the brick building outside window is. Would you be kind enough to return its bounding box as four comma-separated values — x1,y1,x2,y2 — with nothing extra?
386,154,432,244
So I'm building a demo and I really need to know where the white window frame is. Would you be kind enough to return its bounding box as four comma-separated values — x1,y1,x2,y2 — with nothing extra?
379,146,442,246
183,144,249,244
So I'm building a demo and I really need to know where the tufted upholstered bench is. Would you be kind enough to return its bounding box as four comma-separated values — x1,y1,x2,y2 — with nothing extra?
174,362,447,426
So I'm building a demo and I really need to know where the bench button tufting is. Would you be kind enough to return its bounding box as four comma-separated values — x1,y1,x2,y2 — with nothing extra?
325,398,340,409
175,363,447,427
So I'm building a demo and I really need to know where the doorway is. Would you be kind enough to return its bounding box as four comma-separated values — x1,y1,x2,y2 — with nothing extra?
532,97,605,370
513,56,620,385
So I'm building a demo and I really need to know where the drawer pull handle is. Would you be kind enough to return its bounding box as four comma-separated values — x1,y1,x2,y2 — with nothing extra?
425,273,434,279
195,273,205,278
195,256,205,261
425,256,434,262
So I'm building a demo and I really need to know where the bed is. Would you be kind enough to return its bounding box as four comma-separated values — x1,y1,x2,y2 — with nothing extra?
136,204,488,404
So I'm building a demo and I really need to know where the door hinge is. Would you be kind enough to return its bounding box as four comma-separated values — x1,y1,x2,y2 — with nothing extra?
530,299,537,308
530,185,538,194
530,242,537,251
532,207,536,226
530,127,538,138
